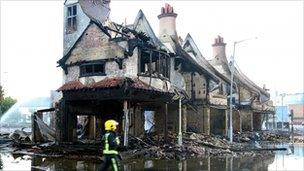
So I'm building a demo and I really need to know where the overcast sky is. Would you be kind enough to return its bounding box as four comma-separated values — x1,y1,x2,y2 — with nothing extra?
0,0,303,101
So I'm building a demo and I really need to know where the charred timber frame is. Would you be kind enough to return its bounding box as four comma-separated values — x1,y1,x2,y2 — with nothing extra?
138,47,171,80
62,88,172,102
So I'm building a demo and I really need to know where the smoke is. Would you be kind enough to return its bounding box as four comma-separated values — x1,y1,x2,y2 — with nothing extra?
0,97,51,128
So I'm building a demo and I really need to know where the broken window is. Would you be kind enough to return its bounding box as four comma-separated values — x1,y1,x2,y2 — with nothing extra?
79,62,106,77
139,49,170,79
144,111,155,133
66,5,77,34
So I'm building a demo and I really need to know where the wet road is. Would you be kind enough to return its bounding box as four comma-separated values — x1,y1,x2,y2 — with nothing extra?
0,144,303,170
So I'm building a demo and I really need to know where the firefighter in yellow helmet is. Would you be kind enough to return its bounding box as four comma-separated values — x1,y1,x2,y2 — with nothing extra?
99,120,120,171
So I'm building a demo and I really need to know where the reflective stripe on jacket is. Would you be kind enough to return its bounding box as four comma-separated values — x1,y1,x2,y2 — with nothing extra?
103,132,119,155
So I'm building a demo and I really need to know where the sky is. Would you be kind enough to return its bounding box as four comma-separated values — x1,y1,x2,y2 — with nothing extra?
0,0,303,101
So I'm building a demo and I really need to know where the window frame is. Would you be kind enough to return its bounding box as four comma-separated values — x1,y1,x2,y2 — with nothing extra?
138,49,170,80
79,62,106,77
66,5,77,34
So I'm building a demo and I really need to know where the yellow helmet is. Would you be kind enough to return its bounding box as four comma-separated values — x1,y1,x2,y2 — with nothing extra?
105,120,119,131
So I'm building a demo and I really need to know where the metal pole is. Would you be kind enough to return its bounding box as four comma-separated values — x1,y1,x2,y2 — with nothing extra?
290,109,294,143
281,93,285,130
178,98,182,146
229,42,236,143
229,62,234,143
229,37,257,143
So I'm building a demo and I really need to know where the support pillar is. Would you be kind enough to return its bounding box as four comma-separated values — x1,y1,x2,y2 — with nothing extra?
68,113,77,142
238,110,242,133
88,116,96,139
203,107,210,135
253,113,263,131
182,106,187,132
32,112,43,143
55,103,63,142
207,157,211,171
165,103,168,142
265,113,269,130
96,115,102,139
55,99,69,143
250,112,254,132
123,101,129,147
225,110,229,136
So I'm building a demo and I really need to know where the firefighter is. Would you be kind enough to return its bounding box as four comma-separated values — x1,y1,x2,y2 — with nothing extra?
99,119,120,171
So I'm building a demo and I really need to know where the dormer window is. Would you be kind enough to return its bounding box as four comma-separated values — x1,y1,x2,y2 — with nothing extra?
138,49,170,79
66,5,77,34
79,62,106,77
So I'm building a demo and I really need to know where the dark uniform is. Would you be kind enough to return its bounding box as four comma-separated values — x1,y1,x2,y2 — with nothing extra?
99,131,120,171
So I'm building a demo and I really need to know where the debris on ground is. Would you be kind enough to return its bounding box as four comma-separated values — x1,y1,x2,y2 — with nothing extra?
8,128,31,144
1,128,300,161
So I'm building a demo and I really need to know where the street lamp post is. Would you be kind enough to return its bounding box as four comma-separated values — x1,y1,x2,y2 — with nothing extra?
178,97,182,146
229,53,235,143
229,37,257,143
280,93,286,130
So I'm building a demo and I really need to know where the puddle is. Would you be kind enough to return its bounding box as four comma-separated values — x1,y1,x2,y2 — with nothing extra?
0,144,303,170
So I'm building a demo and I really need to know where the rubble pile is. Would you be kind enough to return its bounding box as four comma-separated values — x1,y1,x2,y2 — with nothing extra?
1,129,291,161
259,131,290,142
9,129,31,145
0,133,11,149
233,131,292,143
121,132,272,160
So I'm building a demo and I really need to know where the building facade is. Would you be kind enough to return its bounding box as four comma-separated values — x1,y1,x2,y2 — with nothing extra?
49,1,275,144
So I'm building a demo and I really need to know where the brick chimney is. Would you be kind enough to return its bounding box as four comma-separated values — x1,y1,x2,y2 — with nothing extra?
212,35,227,59
158,3,178,42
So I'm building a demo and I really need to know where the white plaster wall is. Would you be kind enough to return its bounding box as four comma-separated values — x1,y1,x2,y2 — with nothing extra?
105,61,124,76
208,93,228,106
183,73,192,97
124,48,138,77
169,59,185,90
240,87,252,102
138,76,170,91
65,47,140,84
194,72,207,99
64,66,80,83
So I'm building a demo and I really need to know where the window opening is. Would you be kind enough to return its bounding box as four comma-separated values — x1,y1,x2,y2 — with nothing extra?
139,49,170,79
144,111,155,133
66,5,77,33
80,63,105,77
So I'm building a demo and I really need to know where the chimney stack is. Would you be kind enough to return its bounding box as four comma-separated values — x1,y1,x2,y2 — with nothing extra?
212,35,227,59
158,3,178,42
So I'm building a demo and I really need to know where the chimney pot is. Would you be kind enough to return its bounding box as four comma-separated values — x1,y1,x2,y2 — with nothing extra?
212,35,227,59
158,3,178,42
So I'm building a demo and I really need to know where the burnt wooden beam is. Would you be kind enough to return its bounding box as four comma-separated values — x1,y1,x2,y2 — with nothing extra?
32,112,44,143
191,72,195,100
36,108,55,113
62,88,173,103
164,103,168,143
149,51,153,76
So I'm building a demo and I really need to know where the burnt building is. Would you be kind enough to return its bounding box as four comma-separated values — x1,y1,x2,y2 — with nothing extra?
44,1,275,145
209,36,275,133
